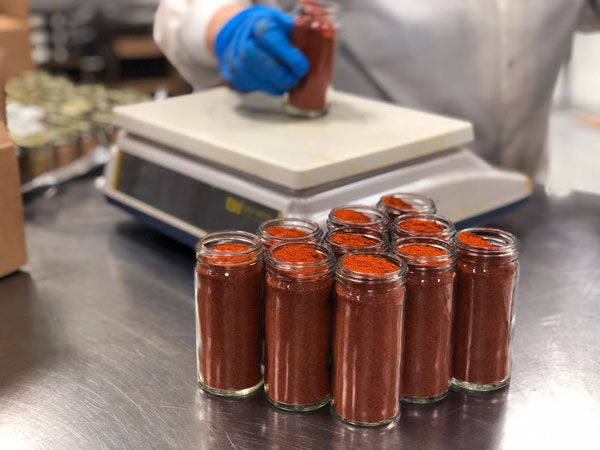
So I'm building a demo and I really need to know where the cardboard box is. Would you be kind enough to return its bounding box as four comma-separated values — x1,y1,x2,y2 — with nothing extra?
0,47,5,123
0,13,32,78
0,121,27,277
0,0,28,19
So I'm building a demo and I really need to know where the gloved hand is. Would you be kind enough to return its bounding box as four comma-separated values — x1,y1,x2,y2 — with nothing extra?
215,6,309,95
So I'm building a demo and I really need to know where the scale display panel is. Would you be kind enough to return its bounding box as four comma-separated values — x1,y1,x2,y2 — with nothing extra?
114,151,281,236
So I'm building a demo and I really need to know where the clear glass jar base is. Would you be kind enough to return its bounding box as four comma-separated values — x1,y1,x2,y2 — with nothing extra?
400,391,448,404
265,394,329,412
198,378,263,398
450,376,510,392
330,404,399,428
284,102,328,118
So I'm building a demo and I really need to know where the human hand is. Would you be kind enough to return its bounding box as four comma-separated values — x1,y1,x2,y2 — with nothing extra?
215,6,309,95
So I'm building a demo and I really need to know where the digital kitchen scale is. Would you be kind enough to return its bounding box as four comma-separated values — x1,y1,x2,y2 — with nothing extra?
103,87,531,247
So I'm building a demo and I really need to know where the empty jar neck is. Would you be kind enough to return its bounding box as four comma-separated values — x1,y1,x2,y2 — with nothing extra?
378,193,437,215
295,0,339,23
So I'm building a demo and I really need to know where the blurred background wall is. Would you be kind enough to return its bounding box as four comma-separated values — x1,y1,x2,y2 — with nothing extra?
27,0,190,95
548,33,600,196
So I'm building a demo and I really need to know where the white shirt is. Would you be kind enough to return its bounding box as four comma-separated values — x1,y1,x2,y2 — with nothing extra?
154,0,600,176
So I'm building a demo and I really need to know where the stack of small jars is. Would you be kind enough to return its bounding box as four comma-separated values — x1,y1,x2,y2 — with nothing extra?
6,70,149,182
195,194,519,427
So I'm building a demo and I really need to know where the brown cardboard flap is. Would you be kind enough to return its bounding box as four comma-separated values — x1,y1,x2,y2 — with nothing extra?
0,47,5,123
0,14,33,78
0,0,28,19
0,122,27,277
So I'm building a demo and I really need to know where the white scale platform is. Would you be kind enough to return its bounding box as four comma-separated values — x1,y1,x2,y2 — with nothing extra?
104,87,532,246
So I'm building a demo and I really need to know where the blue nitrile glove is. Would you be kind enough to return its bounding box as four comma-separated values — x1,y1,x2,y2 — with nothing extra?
215,6,309,95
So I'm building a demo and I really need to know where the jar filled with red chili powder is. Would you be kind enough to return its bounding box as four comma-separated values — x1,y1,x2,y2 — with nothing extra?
258,217,323,249
325,227,388,259
392,213,456,242
393,237,457,403
285,0,338,118
327,205,389,232
452,228,519,391
377,193,436,221
332,252,406,427
264,242,335,410
195,231,264,397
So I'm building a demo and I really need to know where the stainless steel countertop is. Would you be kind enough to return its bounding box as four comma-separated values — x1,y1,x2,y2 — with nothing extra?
1,178,599,449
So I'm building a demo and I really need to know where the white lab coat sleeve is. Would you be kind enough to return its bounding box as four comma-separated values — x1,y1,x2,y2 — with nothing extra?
578,0,600,31
154,0,250,89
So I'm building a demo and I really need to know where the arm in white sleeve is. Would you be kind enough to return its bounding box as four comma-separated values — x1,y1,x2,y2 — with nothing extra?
578,0,600,31
154,0,250,89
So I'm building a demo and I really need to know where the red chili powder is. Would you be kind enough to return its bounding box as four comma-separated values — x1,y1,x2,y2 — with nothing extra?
213,243,251,252
398,243,446,257
343,254,398,274
382,196,413,210
458,231,495,248
264,226,308,238
333,209,372,224
273,245,324,263
397,243,447,268
209,243,254,264
399,219,444,233
331,232,375,247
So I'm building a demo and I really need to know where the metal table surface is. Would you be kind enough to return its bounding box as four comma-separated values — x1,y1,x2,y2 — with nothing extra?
1,177,599,449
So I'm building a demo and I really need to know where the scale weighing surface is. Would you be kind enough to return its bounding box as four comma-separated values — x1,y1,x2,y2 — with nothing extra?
104,87,531,246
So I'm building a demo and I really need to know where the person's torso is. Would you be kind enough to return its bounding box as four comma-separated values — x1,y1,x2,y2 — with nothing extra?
327,0,585,174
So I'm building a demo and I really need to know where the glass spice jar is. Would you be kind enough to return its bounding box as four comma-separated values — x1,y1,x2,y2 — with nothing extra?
91,111,117,144
258,217,323,249
195,231,264,397
264,243,335,411
14,133,57,181
392,213,457,242
52,128,81,167
393,237,457,403
76,121,101,154
325,227,388,259
285,0,338,118
451,228,519,391
331,252,406,427
378,193,437,222
327,205,389,232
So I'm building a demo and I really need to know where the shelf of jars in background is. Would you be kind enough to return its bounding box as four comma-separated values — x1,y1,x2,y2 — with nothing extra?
6,71,149,193
14,124,114,194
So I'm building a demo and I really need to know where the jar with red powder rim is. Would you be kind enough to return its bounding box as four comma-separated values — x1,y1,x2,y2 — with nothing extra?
331,252,406,427
258,217,323,249
264,242,335,411
327,205,390,232
377,193,436,222
285,0,339,118
451,228,519,392
393,237,457,403
325,227,388,259
195,231,264,397
392,213,457,242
